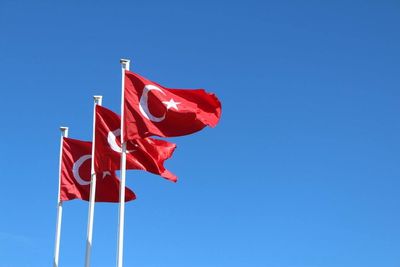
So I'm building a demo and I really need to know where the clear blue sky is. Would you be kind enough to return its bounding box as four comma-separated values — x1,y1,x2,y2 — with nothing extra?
0,1,399,266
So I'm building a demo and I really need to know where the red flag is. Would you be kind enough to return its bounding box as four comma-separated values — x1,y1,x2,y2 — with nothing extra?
123,70,221,139
95,105,177,182
60,137,136,202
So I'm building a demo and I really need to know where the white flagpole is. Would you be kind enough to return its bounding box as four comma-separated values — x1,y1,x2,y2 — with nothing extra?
85,95,103,267
54,126,68,267
117,58,130,267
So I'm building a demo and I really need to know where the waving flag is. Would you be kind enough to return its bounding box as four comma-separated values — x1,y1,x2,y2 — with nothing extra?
60,137,136,202
95,105,177,182
123,70,221,139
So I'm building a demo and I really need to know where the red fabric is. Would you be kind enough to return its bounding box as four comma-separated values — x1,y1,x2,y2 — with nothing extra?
60,137,136,202
95,105,177,182
123,70,221,139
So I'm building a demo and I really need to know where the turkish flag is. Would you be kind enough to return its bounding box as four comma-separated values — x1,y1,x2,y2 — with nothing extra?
123,70,221,139
60,137,136,202
95,105,177,182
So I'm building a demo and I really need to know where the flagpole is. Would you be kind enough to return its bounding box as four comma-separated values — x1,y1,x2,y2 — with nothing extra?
85,95,103,267
117,58,130,267
53,126,68,267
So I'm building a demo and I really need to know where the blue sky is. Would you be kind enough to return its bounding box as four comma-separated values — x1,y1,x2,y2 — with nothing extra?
1,1,400,266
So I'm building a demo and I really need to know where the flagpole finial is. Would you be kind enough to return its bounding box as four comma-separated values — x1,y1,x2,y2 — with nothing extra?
120,58,130,70
93,95,103,106
60,126,68,132
60,127,69,137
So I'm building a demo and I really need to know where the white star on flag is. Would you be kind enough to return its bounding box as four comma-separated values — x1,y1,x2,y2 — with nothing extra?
162,99,181,110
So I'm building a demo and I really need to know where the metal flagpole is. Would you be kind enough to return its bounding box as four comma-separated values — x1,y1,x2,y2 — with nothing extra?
117,58,130,267
85,95,103,267
54,126,68,267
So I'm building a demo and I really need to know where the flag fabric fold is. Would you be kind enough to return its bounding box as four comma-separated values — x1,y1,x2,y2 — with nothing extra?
60,137,136,202
123,70,221,140
95,105,177,182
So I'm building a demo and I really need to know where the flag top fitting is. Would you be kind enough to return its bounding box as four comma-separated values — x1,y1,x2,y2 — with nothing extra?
60,126,68,133
120,58,130,70
60,127,68,138
93,95,103,103
93,96,103,107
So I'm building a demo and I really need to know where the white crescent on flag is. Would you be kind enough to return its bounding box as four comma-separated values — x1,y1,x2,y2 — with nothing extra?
72,154,111,185
72,155,91,186
139,84,167,122
107,129,136,153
